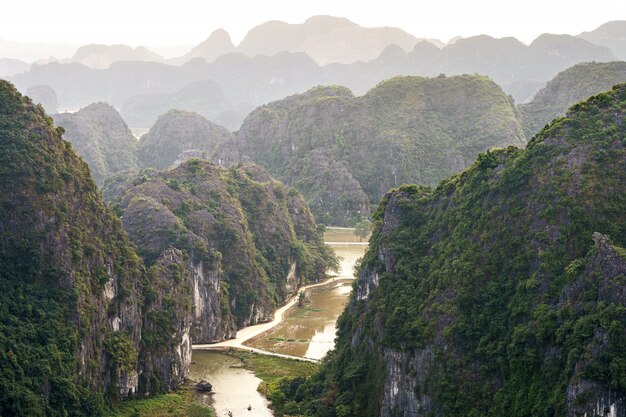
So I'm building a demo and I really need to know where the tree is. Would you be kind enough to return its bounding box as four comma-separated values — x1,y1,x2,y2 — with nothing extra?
354,219,372,242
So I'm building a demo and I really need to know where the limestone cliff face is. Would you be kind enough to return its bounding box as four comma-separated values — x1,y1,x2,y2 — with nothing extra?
280,84,626,417
104,161,336,341
0,80,190,415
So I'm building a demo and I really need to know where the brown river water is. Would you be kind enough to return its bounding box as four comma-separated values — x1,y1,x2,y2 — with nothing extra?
190,227,368,416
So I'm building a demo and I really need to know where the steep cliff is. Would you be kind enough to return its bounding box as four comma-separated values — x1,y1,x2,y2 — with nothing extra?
137,109,233,170
519,61,626,137
52,103,139,186
0,81,191,416
274,85,626,416
217,75,526,225
104,161,337,340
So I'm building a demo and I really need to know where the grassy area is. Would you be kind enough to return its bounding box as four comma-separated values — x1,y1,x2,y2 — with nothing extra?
105,389,215,417
233,351,319,384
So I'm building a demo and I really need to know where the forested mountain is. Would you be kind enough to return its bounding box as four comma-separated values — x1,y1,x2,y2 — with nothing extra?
272,84,626,417
103,161,337,339
519,61,626,137
52,103,139,186
217,75,525,225
137,109,233,170
0,80,192,416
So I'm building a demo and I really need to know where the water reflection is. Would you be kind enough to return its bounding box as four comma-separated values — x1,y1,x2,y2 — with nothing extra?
189,351,273,417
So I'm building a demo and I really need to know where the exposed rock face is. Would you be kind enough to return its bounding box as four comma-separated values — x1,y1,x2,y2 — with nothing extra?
53,102,138,185
104,161,336,339
139,248,194,394
519,61,626,137
277,85,626,416
121,80,237,130
217,76,525,225
0,80,189,415
137,109,233,170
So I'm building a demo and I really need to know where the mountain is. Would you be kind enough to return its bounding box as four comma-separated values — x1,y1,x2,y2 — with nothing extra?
175,29,236,64
274,84,626,416
0,80,192,416
579,21,626,60
0,58,29,77
25,84,58,114
103,161,337,337
120,79,238,129
137,109,233,170
236,15,431,66
52,103,139,185
216,75,526,226
519,61,626,137
71,44,164,69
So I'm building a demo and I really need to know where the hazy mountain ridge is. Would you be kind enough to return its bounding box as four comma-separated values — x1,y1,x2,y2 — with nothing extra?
272,84,626,417
8,23,618,128
216,75,525,226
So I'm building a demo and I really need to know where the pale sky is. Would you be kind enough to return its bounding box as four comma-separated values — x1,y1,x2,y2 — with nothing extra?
2,0,625,47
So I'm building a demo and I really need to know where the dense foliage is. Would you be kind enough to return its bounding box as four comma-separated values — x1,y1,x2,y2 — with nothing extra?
52,103,139,185
0,81,146,415
104,161,338,329
519,61,626,138
137,109,233,170
218,75,526,225
273,84,626,416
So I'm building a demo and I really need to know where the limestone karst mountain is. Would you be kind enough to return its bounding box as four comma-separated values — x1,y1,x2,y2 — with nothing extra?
272,84,626,417
52,103,139,186
216,75,526,225
0,80,192,416
519,61,626,137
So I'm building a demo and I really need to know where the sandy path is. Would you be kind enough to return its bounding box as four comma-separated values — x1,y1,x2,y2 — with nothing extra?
193,276,347,362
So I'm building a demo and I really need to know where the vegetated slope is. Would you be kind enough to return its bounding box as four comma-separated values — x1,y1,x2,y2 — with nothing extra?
137,109,233,170
120,80,238,130
519,61,626,137
104,161,337,339
217,75,526,226
274,84,626,417
52,103,138,186
0,81,191,416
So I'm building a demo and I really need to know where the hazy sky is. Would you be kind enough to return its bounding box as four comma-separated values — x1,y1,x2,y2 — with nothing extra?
3,0,625,47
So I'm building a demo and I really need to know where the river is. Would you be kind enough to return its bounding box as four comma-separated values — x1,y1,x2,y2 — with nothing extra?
190,227,368,415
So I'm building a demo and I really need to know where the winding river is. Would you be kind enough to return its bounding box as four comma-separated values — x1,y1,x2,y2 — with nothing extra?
190,227,368,416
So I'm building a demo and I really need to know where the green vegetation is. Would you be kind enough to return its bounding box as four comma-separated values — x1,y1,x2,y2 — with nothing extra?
105,390,214,417
271,85,626,416
104,161,338,331
0,80,191,416
232,352,319,415
353,219,372,242
519,61,626,138
220,75,526,225
137,109,232,170
52,102,139,186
